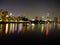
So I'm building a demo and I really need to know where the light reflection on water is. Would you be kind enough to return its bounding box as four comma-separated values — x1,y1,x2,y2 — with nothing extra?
14,23,17,32
9,23,13,33
31,23,35,30
12,23,14,33
40,24,44,32
46,23,49,36
0,22,60,36
5,23,8,34
41,24,44,32
58,24,60,29
0,24,2,32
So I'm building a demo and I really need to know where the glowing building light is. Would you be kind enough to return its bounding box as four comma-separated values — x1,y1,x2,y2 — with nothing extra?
32,19,35,21
42,16,44,20
32,23,35,26
0,19,2,22
6,15,9,17
5,24,8,34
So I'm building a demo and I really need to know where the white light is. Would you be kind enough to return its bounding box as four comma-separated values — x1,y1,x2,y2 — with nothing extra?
0,19,2,21
6,15,9,17
50,19,52,21
32,23,35,26
10,13,12,16
30,19,35,21
44,20,47,21
42,16,44,18
32,23,35,30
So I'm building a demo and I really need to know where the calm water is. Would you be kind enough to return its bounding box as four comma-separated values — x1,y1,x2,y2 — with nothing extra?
0,22,60,44
0,23,60,34
0,22,60,35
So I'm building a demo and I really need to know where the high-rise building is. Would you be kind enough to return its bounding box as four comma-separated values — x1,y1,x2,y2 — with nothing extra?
40,17,42,20
46,12,50,21
54,17,58,23
35,16,38,20
46,11,50,23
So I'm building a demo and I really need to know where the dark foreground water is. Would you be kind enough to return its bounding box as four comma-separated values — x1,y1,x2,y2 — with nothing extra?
0,23,60,44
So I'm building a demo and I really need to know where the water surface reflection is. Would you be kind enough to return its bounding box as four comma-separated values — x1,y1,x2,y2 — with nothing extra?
0,22,60,37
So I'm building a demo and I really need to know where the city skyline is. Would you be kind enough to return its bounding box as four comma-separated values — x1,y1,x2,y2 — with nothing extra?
0,0,60,19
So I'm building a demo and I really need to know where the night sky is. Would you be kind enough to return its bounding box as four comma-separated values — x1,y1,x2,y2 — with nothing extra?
0,0,60,19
